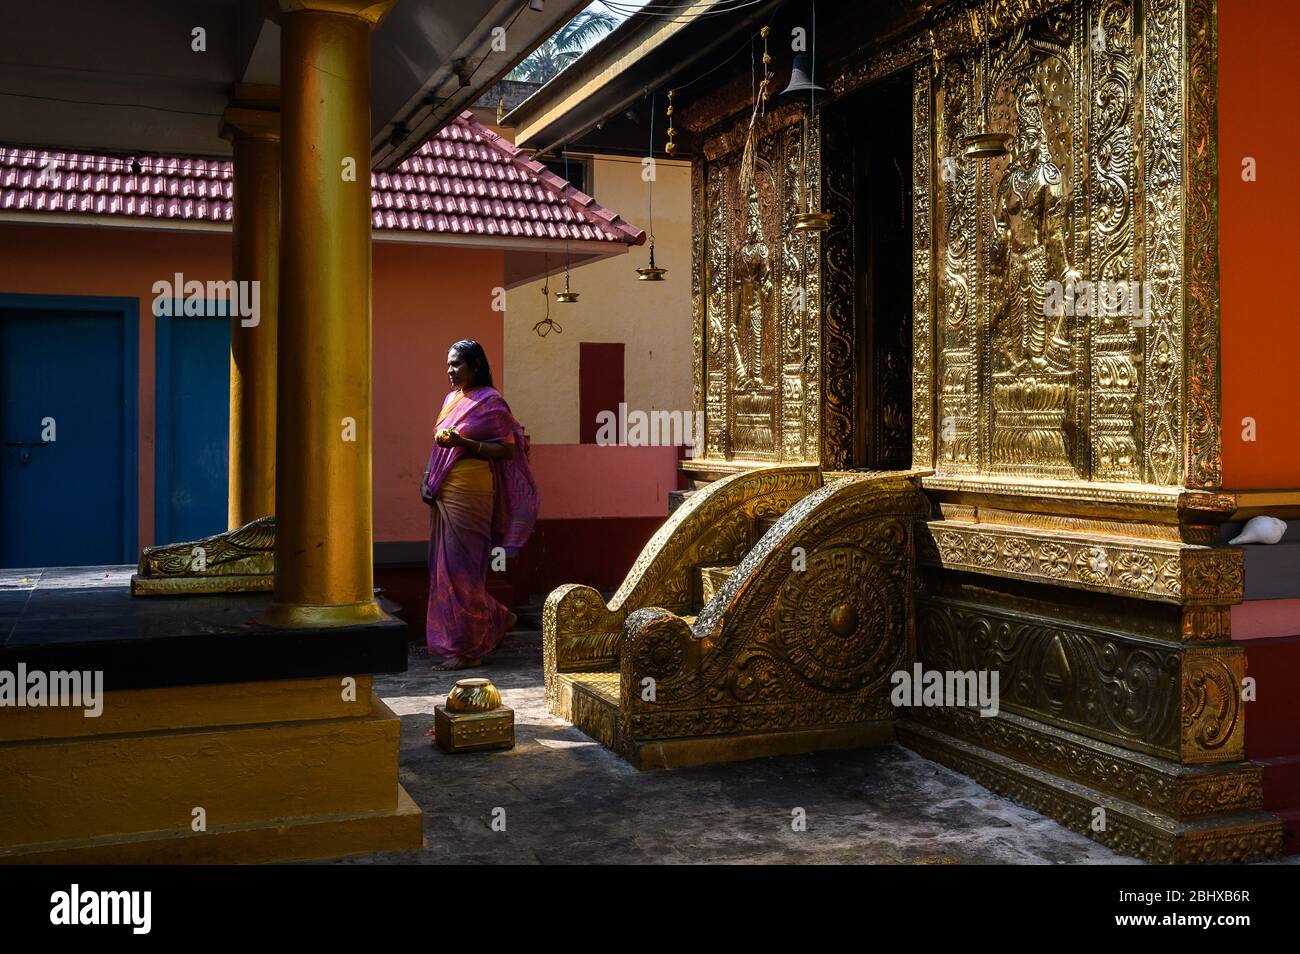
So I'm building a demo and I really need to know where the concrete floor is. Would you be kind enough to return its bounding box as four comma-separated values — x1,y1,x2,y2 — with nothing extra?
330,626,1289,865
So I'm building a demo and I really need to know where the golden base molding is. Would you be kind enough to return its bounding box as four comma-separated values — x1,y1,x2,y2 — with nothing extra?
131,573,272,596
1229,489,1300,520
262,599,390,628
920,475,1234,516
131,514,274,596
917,588,1247,764
912,706,1263,820
917,518,1243,606
678,457,791,484
899,721,1283,864
0,786,423,865
936,503,1216,545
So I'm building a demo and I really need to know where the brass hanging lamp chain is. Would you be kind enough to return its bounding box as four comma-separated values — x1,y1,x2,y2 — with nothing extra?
737,24,771,200
637,88,668,280
556,146,579,302
959,7,1011,159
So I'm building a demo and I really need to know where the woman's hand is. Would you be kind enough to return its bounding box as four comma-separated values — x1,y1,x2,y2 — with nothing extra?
435,426,466,449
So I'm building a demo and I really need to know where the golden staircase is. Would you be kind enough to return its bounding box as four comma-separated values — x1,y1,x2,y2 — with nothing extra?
543,464,930,769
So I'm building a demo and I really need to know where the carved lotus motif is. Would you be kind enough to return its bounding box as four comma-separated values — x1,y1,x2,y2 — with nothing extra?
1115,552,1157,590
1075,547,1113,584
1001,537,1034,572
971,534,999,566
776,545,897,691
634,627,687,680
1157,558,1182,597
1037,542,1072,578
936,531,968,564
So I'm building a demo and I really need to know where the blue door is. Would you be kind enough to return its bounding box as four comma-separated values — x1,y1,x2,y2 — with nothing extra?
0,295,138,567
154,307,231,545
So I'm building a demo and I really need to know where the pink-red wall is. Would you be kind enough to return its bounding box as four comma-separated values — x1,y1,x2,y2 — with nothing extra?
529,444,680,519
0,221,504,548
1219,0,1300,489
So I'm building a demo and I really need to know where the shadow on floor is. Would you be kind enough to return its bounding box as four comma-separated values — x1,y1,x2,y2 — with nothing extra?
324,628,1159,865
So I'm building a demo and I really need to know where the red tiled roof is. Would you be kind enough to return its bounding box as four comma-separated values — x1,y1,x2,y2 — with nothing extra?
0,111,644,246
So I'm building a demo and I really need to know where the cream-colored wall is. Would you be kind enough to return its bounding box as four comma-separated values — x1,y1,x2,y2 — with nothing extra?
504,155,693,444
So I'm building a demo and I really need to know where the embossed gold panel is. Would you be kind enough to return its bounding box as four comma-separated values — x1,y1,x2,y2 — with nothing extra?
697,105,821,464
895,0,1220,489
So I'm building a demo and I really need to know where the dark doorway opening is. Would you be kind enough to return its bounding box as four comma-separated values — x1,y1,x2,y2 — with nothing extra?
824,70,914,469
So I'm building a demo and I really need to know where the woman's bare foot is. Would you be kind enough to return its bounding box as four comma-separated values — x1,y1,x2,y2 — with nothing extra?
505,611,518,632
433,655,482,671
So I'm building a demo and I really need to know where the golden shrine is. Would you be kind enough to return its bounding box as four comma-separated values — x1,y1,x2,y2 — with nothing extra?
526,0,1289,863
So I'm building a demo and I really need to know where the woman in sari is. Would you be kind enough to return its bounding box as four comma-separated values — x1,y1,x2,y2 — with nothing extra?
422,340,539,670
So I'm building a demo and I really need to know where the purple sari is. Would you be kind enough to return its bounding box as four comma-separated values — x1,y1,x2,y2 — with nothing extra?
423,387,539,659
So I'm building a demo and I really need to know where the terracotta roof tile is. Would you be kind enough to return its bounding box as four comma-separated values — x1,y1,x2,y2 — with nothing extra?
0,112,643,245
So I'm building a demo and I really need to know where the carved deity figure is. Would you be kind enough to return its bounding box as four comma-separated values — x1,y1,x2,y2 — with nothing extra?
733,184,773,389
991,79,1075,375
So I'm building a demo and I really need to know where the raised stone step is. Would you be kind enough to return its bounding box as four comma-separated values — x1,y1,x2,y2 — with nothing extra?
553,671,621,751
898,719,1283,863
693,564,736,612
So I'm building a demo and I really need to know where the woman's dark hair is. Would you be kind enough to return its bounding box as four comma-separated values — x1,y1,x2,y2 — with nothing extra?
449,339,494,389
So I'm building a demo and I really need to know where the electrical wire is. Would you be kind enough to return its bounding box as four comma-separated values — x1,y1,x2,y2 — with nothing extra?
600,0,770,24
664,0,778,96
0,89,220,119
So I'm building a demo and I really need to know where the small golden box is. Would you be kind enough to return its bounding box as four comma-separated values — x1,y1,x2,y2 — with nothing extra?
434,704,515,753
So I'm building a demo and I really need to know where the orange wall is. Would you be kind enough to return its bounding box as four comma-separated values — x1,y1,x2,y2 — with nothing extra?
1220,0,1300,489
371,241,504,542
0,222,504,547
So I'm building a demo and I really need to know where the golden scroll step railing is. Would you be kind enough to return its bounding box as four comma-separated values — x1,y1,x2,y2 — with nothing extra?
543,465,930,769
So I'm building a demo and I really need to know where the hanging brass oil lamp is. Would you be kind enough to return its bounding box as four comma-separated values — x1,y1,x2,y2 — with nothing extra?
789,108,832,232
960,10,1011,160
636,238,666,281
637,92,668,281
782,22,831,232
555,267,579,302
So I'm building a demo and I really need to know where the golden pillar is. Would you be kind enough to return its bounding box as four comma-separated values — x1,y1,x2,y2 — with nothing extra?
220,87,280,529
265,0,396,626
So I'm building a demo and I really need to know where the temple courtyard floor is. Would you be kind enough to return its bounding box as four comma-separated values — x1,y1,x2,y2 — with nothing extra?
329,623,1297,866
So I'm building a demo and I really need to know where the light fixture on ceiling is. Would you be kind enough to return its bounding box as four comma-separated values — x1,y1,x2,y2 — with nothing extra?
528,0,545,12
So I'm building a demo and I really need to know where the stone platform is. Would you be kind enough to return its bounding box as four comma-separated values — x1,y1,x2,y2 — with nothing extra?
0,566,422,863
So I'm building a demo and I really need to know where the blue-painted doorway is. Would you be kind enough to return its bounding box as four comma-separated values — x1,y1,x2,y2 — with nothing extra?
154,303,231,546
0,294,138,568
